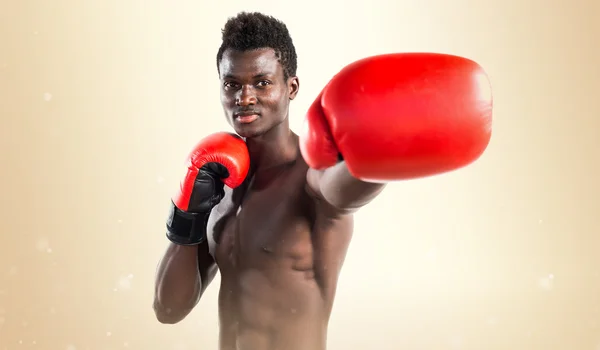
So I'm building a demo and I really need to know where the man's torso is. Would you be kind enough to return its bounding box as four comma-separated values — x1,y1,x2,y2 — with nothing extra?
206,157,353,350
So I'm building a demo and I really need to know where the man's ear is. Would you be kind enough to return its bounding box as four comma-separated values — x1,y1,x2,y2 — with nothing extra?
289,76,300,100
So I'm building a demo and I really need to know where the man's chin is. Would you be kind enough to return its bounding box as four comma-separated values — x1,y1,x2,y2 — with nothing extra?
233,124,263,139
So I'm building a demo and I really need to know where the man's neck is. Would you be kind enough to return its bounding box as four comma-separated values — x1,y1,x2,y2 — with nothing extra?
246,122,299,173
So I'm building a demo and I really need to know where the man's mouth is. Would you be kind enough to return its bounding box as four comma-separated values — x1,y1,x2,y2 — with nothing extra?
235,112,260,124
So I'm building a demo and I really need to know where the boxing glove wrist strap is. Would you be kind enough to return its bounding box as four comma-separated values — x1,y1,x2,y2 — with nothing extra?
165,200,210,245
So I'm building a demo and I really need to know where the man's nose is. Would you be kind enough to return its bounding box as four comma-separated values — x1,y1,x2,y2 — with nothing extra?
236,85,257,106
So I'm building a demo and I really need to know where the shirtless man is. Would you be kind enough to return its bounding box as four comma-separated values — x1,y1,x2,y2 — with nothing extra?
153,12,493,350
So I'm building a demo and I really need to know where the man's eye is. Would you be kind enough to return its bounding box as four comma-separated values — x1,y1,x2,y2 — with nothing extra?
257,81,270,87
224,82,237,88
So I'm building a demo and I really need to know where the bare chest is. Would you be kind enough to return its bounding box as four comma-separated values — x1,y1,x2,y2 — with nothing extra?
206,170,316,273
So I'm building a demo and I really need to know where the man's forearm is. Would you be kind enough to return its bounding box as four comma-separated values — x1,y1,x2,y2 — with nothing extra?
317,161,386,212
153,244,202,323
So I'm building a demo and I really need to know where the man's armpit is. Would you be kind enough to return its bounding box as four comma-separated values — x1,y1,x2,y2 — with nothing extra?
197,240,217,291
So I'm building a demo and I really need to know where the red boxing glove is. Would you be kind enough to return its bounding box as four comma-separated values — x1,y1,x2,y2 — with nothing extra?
167,132,250,245
300,52,493,182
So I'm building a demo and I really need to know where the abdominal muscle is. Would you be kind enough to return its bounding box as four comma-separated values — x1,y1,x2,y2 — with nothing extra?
217,265,328,350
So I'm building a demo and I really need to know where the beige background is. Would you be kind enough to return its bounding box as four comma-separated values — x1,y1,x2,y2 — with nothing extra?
1,0,599,349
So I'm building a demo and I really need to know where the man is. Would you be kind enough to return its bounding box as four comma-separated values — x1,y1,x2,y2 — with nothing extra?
153,12,492,350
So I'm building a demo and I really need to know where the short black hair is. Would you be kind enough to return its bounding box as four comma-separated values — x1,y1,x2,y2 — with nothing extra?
216,12,297,80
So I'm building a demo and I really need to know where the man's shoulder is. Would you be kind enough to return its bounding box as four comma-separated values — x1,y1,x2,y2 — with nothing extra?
303,168,356,218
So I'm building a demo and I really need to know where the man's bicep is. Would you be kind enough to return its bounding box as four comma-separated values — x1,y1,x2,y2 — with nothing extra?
306,165,385,214
305,168,323,197
305,168,356,216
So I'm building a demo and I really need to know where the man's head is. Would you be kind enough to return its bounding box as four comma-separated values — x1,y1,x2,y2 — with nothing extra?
216,12,299,138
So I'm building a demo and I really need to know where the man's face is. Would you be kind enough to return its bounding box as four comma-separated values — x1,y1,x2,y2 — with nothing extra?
219,48,299,138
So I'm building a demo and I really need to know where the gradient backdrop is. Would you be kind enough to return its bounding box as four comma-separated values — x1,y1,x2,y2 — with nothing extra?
1,0,599,349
